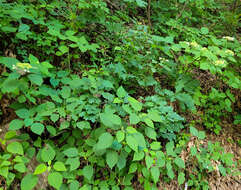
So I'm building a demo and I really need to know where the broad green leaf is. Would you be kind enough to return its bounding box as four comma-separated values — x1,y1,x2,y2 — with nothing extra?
144,118,154,128
128,163,137,174
60,86,71,99
106,150,118,169
100,112,121,129
117,86,127,98
63,148,78,157
29,54,39,64
41,144,56,162
201,27,209,35
53,162,67,172
145,155,153,169
126,126,137,134
16,109,30,119
4,131,17,140
31,123,44,135
96,132,113,150
76,121,91,130
59,45,69,54
129,113,140,124
178,172,185,185
82,165,93,180
9,119,24,130
150,142,161,150
198,131,206,140
50,114,59,123
151,166,160,184
34,164,47,175
48,172,63,190
7,142,23,155
126,135,138,152
116,131,125,142
166,141,176,156
66,157,80,171
28,74,43,86
174,157,185,169
133,151,144,161
21,174,38,190
128,97,142,112
190,126,199,137
148,110,162,122
14,163,26,173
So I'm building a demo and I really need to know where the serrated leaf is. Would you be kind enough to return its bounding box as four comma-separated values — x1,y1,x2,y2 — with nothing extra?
31,123,44,135
117,86,127,98
178,172,185,185
126,135,138,152
128,97,142,112
116,131,125,142
28,74,43,86
133,151,144,161
174,157,185,169
151,166,160,184
63,148,78,157
148,110,162,122
48,172,63,190
14,163,26,173
66,157,80,171
53,161,67,172
82,165,93,180
106,150,118,169
41,144,56,162
34,164,47,175
96,132,113,150
129,113,140,124
21,174,38,190
100,112,121,129
145,155,153,169
9,119,24,130
7,142,23,155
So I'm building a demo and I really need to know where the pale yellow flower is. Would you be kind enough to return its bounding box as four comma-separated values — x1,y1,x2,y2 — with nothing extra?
16,62,32,69
222,36,235,41
190,41,199,47
213,60,226,66
225,49,234,56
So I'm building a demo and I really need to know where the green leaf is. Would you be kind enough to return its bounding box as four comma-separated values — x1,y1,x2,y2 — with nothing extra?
59,45,69,54
129,113,140,124
144,118,154,128
21,174,38,190
126,135,138,152
133,151,144,161
63,148,78,157
34,164,47,175
31,123,44,135
150,142,161,150
100,112,121,129
148,111,162,122
198,131,206,140
7,142,24,155
50,114,59,123
151,166,160,184
166,141,176,156
14,163,26,173
53,161,67,172
128,97,142,112
60,86,71,99
174,157,185,169
145,155,153,169
82,165,94,180
106,150,118,169
29,54,39,64
201,27,209,35
48,172,63,190
16,109,30,119
116,131,125,142
66,157,80,171
128,163,137,173
9,119,24,130
41,144,56,162
117,86,127,98
166,163,175,179
76,121,91,130
96,132,113,150
4,131,17,140
190,126,199,137
28,74,43,86
178,172,185,185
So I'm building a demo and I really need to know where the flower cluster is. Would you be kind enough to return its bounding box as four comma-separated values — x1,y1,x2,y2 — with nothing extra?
222,36,235,41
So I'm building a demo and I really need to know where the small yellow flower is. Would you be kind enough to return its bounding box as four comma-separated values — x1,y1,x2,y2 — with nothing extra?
190,41,199,47
222,36,235,41
213,59,225,66
16,62,32,69
225,49,234,56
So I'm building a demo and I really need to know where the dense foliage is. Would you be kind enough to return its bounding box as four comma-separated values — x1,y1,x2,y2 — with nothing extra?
0,0,240,189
